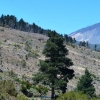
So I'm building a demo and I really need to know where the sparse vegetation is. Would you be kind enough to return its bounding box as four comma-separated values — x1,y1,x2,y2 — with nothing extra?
35,85,48,96
9,70,17,78
56,91,97,100
0,28,4,31
13,44,21,49
20,59,26,67
25,40,32,52
26,50,39,59
0,18,100,99
0,80,18,97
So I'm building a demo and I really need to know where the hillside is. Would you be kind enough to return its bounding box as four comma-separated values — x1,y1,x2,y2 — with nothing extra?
0,26,100,96
0,26,48,78
67,44,100,94
69,23,100,44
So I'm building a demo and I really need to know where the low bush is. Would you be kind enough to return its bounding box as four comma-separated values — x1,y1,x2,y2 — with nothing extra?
36,85,48,96
0,93,15,100
26,50,39,59
20,59,26,67
56,91,97,100
0,28,4,31
0,80,18,97
9,70,17,78
16,93,28,100
21,80,32,95
0,93,29,100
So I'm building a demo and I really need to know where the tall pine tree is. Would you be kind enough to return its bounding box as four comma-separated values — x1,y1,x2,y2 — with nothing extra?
77,69,95,97
33,31,74,99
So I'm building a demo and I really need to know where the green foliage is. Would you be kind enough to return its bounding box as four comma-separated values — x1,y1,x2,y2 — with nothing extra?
21,59,26,67
77,69,95,97
16,94,28,100
26,50,39,59
0,14,52,35
64,34,76,44
71,44,75,48
79,41,86,47
14,44,21,49
0,93,15,100
56,91,97,100
0,28,4,31
14,77,21,83
0,80,18,97
36,85,48,96
0,93,29,100
91,73,96,79
22,74,27,80
25,40,32,52
9,70,17,78
21,80,32,93
33,72,45,84
0,76,2,80
33,31,74,99
25,40,39,59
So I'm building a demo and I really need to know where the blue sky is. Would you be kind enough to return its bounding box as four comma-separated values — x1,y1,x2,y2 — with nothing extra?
0,0,100,34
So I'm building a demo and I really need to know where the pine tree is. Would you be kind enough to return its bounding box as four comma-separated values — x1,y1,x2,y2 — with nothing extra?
77,69,95,97
94,44,97,51
33,31,74,99
0,14,5,26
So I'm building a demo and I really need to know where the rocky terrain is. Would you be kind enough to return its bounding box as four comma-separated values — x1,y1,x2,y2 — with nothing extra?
0,26,100,95
0,26,47,78
67,44,100,95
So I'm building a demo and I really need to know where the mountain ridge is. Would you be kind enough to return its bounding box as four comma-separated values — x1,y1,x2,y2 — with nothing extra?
69,22,100,44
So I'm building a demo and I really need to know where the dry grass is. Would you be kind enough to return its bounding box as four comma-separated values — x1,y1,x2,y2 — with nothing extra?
0,26,100,94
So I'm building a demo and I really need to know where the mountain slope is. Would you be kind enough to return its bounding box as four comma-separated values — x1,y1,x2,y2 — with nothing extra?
0,26,48,78
69,23,100,44
1,26,100,95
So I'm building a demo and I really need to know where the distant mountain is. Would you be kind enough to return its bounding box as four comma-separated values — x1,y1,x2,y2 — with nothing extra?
69,23,100,44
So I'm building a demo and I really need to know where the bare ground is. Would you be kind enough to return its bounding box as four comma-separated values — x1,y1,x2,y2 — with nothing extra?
0,26,100,94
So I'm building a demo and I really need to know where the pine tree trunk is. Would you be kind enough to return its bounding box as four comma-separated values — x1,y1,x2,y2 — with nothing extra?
62,89,66,94
51,87,55,100
51,81,55,100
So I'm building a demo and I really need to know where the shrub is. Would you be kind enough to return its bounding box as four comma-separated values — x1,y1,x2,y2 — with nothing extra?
0,80,18,97
14,44,21,49
16,94,28,100
9,70,17,78
21,80,32,94
0,93,29,100
36,85,48,96
0,93,15,100
0,28,4,31
56,91,97,100
26,50,39,59
71,44,75,48
25,40,32,52
21,60,26,67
